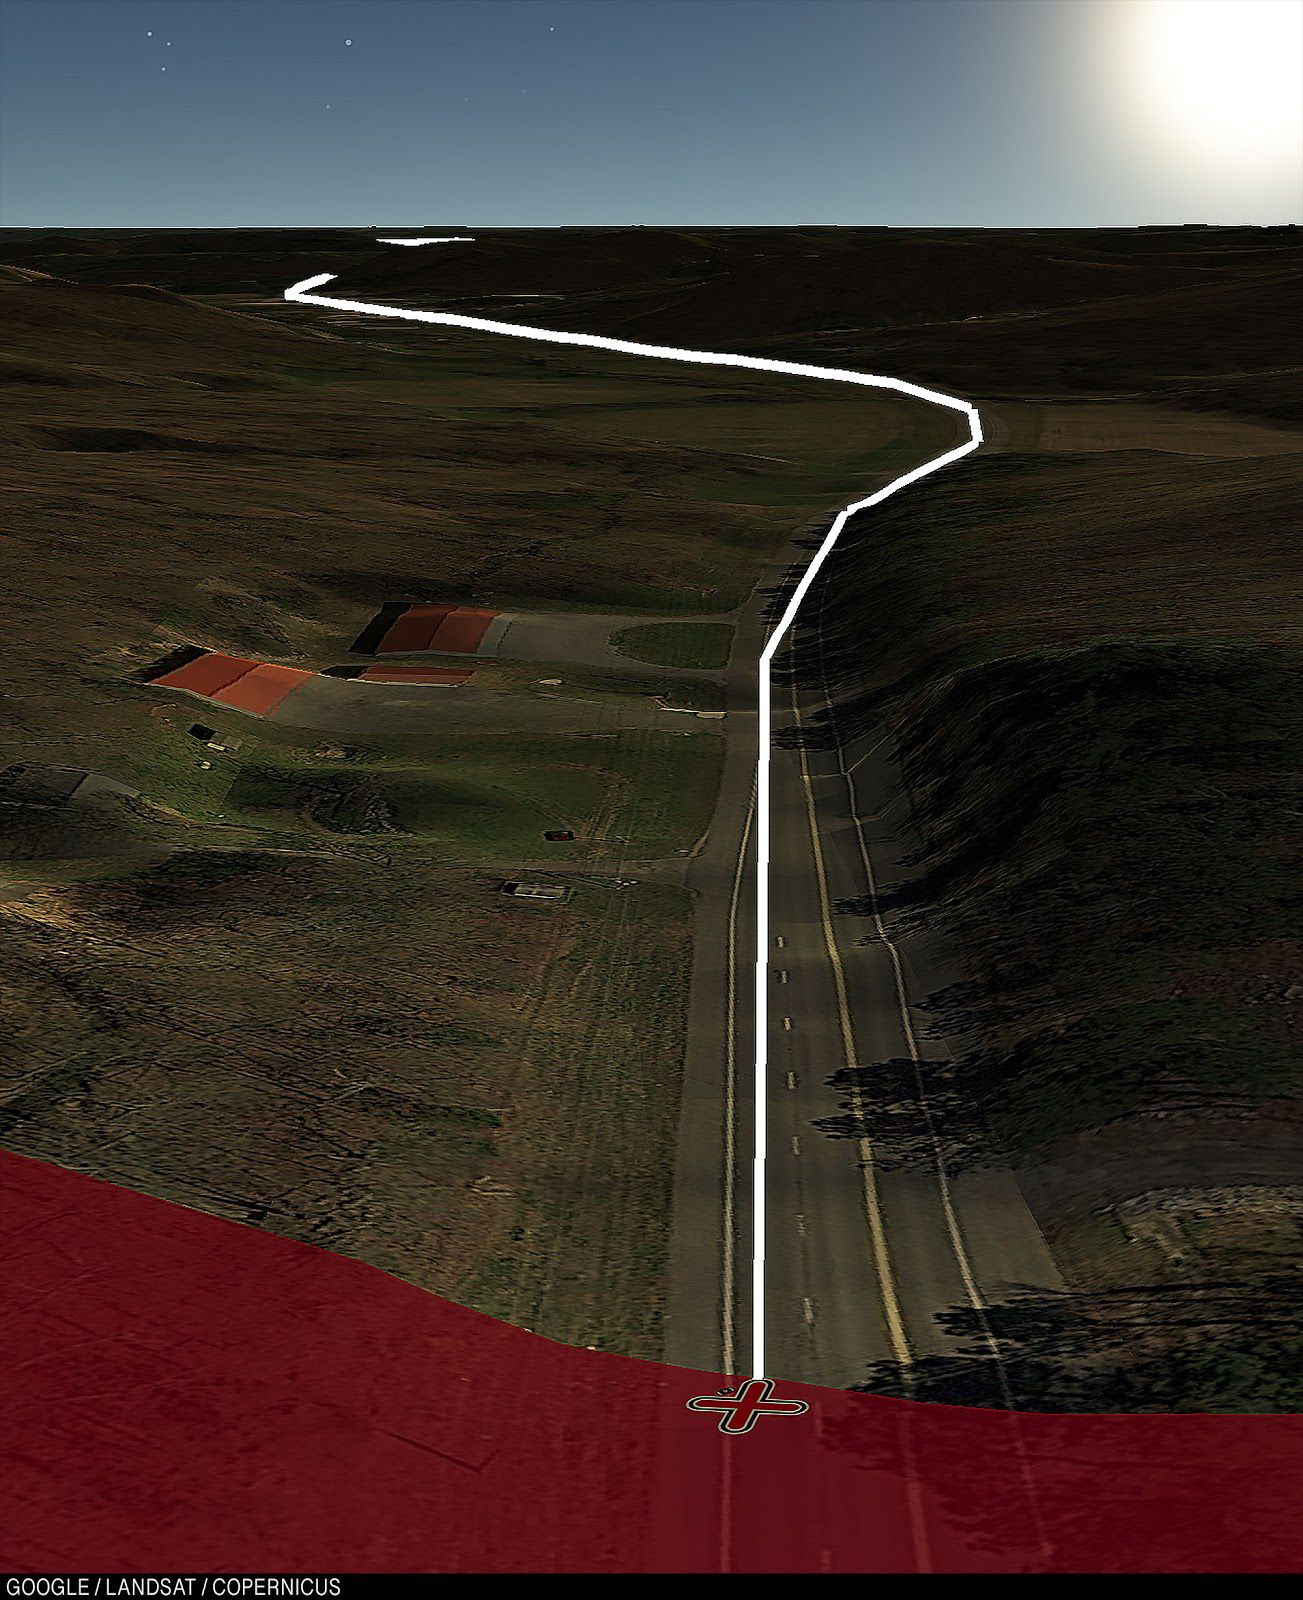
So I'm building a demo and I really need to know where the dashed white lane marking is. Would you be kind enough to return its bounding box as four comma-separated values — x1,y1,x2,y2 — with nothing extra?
781,1016,793,1032
776,935,786,949
790,1135,802,1157
785,1071,797,1091
285,247,982,1383
720,793,755,1377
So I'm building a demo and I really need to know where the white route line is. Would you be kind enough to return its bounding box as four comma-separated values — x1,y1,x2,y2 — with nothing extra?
374,236,477,247
285,248,983,1381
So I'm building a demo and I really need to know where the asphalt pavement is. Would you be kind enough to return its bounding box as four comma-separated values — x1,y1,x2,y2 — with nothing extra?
664,419,1063,1393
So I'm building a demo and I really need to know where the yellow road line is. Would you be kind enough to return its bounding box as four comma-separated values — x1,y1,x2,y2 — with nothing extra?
809,601,1052,1562
811,619,1001,1365
790,680,912,1370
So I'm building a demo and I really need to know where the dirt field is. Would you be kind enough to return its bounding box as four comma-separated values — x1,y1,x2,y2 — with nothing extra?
0,844,687,1355
991,400,1303,457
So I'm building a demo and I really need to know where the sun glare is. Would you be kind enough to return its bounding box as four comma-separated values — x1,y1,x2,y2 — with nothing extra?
1124,0,1303,174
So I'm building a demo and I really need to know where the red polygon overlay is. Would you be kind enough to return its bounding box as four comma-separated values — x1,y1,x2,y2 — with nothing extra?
428,607,497,653
1,1149,1299,1574
152,651,258,698
375,606,498,655
150,653,312,715
209,660,312,715
375,605,453,653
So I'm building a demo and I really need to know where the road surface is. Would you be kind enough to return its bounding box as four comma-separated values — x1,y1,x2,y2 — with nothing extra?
668,410,1063,1391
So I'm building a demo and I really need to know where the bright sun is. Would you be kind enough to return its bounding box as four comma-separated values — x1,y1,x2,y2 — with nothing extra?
1126,0,1303,172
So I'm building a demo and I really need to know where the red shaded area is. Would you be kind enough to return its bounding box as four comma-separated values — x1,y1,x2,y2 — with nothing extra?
152,650,258,698
359,665,474,685
429,607,497,653
375,603,453,653
150,652,311,716
210,661,312,715
2,1149,1300,1574
376,605,499,655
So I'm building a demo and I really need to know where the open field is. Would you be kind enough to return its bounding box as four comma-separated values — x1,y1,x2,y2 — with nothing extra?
305,224,1301,424
225,725,724,862
459,880,694,1354
0,839,689,1357
611,620,734,671
991,399,1303,459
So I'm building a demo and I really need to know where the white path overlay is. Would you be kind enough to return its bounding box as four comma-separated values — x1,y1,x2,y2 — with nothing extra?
285,245,983,1380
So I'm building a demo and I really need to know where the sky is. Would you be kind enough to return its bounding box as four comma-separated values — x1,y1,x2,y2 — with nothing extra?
1,0,1299,227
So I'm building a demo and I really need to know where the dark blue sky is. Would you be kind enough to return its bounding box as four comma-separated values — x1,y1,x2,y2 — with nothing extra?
2,0,1299,226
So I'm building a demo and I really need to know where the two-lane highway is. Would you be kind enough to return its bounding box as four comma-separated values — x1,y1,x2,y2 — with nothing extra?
763,610,1064,1389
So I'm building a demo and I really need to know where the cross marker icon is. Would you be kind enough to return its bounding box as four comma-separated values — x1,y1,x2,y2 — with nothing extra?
686,1377,810,1435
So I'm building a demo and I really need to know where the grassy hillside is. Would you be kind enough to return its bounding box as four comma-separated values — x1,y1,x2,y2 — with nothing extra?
316,225,1302,422
0,227,385,294
806,441,1302,1410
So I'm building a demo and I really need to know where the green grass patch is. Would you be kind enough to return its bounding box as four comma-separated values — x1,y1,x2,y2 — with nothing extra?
459,881,694,1358
223,726,723,861
611,620,734,671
